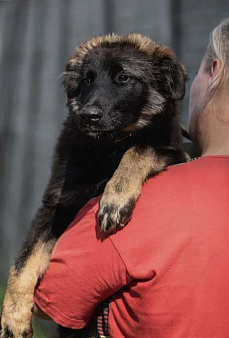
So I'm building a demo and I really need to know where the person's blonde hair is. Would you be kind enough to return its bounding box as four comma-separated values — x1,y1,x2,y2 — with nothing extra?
204,18,229,121
205,18,229,92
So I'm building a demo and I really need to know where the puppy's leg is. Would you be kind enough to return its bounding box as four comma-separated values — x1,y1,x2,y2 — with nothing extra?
1,148,67,338
99,146,169,232
1,230,56,338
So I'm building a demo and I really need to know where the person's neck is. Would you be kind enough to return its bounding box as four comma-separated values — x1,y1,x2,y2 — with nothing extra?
201,123,229,156
196,92,229,156
202,145,229,156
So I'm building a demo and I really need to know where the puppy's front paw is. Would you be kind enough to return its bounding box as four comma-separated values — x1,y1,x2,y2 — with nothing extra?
98,197,135,233
1,319,33,338
1,291,33,338
98,183,136,232
0,325,33,338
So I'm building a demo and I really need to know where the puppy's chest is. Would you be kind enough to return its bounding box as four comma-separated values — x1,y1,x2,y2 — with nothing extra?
66,146,124,188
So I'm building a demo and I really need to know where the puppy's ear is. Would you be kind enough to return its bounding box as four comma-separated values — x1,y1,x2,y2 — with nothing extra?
62,60,80,99
157,55,187,100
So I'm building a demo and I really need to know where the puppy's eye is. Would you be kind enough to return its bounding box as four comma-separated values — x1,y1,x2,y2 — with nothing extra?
81,70,96,86
117,74,130,83
82,77,93,85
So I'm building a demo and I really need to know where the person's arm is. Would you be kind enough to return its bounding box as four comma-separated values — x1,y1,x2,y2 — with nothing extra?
34,199,131,329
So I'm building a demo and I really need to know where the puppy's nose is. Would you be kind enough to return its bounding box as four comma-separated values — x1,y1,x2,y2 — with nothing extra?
79,106,103,122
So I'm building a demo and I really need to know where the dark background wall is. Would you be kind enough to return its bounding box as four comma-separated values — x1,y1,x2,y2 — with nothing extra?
0,0,229,284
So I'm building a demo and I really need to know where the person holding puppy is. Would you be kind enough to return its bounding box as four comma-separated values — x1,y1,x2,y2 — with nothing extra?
34,18,229,337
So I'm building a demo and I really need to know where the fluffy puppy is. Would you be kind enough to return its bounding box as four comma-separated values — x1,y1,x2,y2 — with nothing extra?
1,33,186,338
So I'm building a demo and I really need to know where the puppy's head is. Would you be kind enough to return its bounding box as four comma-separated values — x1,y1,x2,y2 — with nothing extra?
63,34,187,136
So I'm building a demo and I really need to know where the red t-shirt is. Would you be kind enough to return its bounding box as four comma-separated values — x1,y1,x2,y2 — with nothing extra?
34,156,229,338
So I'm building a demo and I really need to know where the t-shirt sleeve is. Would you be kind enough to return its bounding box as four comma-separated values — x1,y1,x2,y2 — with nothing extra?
34,199,131,329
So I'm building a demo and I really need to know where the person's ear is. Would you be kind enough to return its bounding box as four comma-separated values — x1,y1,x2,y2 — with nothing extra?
209,58,221,84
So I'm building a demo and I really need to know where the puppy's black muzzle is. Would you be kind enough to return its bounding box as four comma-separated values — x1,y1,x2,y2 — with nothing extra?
79,106,103,124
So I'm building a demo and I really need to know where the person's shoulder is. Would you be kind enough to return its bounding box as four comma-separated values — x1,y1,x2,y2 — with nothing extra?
142,155,229,197
69,156,229,232
142,158,196,191
155,155,229,178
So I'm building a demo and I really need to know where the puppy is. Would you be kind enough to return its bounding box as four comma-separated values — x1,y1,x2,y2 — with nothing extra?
1,33,186,338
